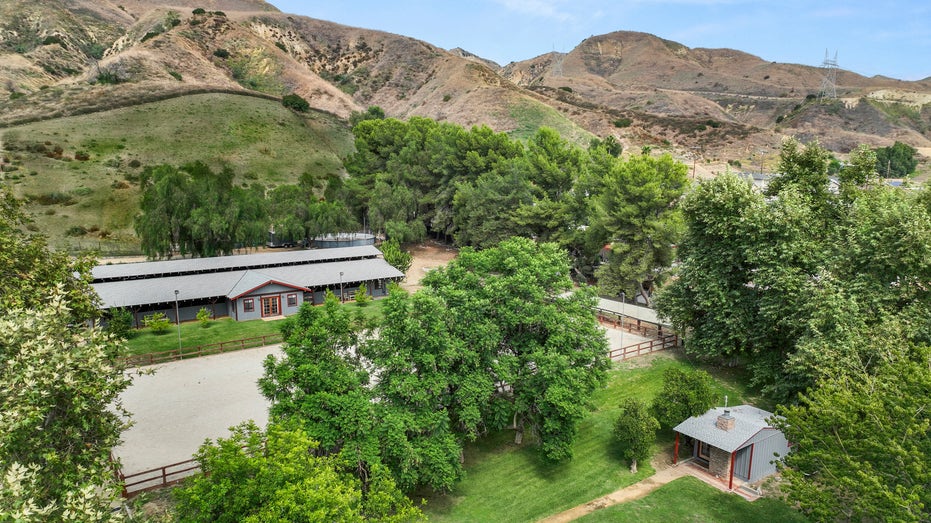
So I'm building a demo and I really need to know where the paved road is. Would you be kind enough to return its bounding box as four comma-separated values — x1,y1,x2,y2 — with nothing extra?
114,344,283,475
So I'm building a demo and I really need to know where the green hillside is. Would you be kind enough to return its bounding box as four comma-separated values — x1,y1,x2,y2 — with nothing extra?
0,92,354,252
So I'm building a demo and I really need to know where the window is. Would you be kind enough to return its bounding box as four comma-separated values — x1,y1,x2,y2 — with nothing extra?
374,279,382,290
243,298,254,313
287,293,297,307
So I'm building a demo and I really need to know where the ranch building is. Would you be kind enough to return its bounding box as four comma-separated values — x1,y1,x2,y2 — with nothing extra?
91,245,404,327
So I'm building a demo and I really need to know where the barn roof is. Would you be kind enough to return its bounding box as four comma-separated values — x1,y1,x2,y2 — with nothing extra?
673,405,778,453
92,258,404,309
92,245,383,282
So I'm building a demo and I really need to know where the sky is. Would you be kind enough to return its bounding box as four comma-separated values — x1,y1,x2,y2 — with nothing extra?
268,0,931,81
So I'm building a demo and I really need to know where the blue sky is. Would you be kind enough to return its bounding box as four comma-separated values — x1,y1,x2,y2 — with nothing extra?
268,1,930,81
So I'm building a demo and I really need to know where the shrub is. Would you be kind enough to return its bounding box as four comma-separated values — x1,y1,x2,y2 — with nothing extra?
274,41,287,52
613,117,632,128
108,307,134,339
281,93,309,112
651,368,716,429
558,86,573,93
355,283,372,307
74,150,89,161
128,159,141,168
213,48,230,59
197,307,211,327
143,312,171,334
442,93,452,102
168,70,182,81
96,69,121,85
65,225,87,237
192,8,206,15
42,35,64,46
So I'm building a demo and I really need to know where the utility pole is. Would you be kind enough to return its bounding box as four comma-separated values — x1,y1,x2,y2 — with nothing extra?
174,290,181,350
339,271,344,303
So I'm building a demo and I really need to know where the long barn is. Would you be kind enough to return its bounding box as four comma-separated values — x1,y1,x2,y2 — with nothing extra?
91,246,404,326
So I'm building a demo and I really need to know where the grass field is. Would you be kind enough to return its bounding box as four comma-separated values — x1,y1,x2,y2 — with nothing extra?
576,475,806,523
420,352,785,522
123,299,386,356
0,92,354,252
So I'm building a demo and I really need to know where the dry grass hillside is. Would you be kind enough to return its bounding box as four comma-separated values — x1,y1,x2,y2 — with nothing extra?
0,1,929,175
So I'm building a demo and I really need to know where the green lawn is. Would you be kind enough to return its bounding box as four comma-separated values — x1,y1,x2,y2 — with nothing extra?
420,352,789,522
123,299,386,356
577,475,806,522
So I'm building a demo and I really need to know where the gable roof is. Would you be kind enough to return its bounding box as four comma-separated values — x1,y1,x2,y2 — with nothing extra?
92,245,383,281
227,270,310,300
92,258,404,309
673,405,779,453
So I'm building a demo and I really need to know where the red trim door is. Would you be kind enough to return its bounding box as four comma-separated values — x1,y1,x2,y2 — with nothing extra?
261,296,281,317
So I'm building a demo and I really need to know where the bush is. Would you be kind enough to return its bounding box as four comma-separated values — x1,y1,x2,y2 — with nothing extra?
74,150,90,161
651,368,716,429
168,70,182,81
197,307,211,327
192,8,206,15
281,93,309,112
108,307,134,339
613,117,632,128
355,283,372,307
143,312,172,334
65,225,87,237
213,48,230,59
558,86,573,93
274,41,287,52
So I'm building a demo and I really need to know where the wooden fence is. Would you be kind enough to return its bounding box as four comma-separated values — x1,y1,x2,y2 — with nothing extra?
117,458,201,497
595,311,669,339
608,334,680,361
119,333,283,367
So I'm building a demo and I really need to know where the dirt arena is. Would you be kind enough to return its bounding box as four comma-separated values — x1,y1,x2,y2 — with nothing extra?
400,241,459,291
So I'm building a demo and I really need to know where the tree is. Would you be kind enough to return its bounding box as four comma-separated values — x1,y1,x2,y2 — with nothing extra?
282,93,309,112
173,421,424,522
423,237,610,462
378,238,413,275
107,307,134,338
875,141,918,178
259,293,380,480
1,188,98,320
592,154,688,302
650,368,716,430
0,294,130,522
614,399,659,473
774,349,931,522
354,283,371,306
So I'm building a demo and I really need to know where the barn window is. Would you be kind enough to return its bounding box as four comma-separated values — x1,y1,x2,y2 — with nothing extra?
287,293,297,307
243,298,254,312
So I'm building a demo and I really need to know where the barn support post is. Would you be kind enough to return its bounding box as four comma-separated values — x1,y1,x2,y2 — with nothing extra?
748,443,755,481
673,432,680,465
728,450,736,490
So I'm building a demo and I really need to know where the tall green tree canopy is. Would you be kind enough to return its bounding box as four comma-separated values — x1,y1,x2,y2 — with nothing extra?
173,421,424,523
422,237,610,462
0,188,130,521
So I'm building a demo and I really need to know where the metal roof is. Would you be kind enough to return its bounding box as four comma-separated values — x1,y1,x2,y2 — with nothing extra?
92,258,404,309
673,405,778,453
227,270,309,300
92,245,383,281
595,298,666,326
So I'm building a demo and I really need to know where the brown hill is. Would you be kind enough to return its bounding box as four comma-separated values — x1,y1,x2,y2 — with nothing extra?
1,3,929,174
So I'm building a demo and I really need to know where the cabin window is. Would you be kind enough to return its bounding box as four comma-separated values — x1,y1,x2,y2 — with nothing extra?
243,298,254,313
287,293,298,307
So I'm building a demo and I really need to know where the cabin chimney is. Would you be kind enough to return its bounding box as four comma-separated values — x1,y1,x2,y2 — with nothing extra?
716,409,735,431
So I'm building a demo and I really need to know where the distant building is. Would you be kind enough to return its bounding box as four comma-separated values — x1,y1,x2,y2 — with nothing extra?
92,246,403,326
673,405,790,490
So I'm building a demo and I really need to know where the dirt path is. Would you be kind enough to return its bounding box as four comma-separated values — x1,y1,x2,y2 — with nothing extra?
537,465,688,523
399,241,458,292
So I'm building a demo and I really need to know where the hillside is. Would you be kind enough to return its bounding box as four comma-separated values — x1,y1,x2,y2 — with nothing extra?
1,1,930,250
1,93,352,251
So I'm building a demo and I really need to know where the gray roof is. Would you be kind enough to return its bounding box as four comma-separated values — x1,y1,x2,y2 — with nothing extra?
92,245,383,281
227,270,308,300
595,298,666,326
93,258,404,309
673,405,778,453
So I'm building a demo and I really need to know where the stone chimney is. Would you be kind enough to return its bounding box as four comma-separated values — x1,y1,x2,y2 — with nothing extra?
716,409,735,431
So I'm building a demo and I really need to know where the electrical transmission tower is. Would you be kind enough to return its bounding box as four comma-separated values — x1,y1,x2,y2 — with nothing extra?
818,49,838,101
